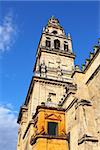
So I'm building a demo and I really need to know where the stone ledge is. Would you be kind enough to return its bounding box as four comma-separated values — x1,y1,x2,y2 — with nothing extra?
40,46,75,58
32,105,66,120
75,99,92,109
30,134,68,145
78,134,98,145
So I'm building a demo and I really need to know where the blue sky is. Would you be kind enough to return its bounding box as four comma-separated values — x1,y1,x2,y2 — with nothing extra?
0,1,99,150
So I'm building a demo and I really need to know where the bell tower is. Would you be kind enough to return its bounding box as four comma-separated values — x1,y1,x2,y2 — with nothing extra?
34,16,75,81
17,16,76,150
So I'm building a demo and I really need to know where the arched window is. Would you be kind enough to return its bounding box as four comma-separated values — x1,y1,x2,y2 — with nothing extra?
52,30,58,34
64,44,68,51
64,41,68,51
54,39,60,49
46,40,51,48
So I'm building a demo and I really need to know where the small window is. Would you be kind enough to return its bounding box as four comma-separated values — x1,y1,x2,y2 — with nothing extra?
46,37,50,40
52,30,58,34
46,40,51,48
54,39,60,49
64,41,68,43
49,92,56,96
48,122,58,136
64,44,68,51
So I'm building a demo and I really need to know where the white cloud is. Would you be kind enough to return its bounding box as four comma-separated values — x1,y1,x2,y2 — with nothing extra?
0,12,17,52
0,104,18,150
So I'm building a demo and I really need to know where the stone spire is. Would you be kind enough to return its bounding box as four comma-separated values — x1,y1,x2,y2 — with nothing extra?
47,16,63,29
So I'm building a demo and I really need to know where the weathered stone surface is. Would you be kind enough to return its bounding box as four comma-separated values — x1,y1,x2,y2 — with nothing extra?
17,17,100,150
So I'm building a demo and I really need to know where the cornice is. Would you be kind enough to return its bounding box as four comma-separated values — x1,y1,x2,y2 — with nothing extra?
40,46,75,58
30,134,68,145
33,76,73,86
71,70,84,78
17,105,28,124
75,99,92,109
78,134,98,145
42,32,67,39
32,105,66,120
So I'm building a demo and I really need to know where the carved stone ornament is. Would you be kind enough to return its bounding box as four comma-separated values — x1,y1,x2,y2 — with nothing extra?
61,128,66,136
38,125,45,135
45,113,61,121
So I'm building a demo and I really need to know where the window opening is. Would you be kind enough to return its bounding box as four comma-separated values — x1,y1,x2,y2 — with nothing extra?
46,40,51,48
48,122,58,136
52,30,58,34
54,39,60,49
64,44,68,51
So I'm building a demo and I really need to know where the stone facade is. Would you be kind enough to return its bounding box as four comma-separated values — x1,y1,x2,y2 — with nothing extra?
17,16,100,150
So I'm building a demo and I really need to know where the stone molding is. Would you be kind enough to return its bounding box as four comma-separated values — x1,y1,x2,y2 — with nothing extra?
43,32,66,39
65,98,77,112
78,134,98,145
17,105,28,124
44,113,62,121
32,105,66,120
23,120,34,139
30,134,68,145
58,83,77,106
40,46,75,58
75,99,92,109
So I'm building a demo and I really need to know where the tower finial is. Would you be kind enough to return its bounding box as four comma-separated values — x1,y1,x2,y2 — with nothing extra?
68,33,71,40
51,15,55,19
98,38,100,45
47,16,62,29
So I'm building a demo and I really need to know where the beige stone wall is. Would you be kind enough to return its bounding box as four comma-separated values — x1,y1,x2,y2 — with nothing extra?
31,138,68,150
87,69,100,149
64,98,78,150
17,16,100,150
62,50,100,150
70,124,78,150
31,81,64,114
17,50,100,150
40,52,74,70
88,70,100,119
39,51,74,81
